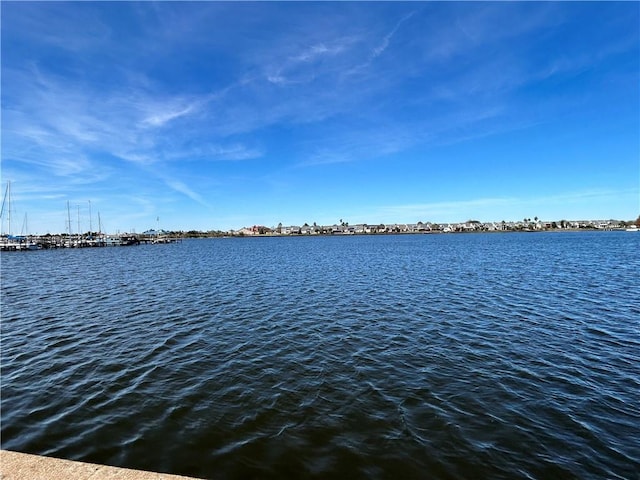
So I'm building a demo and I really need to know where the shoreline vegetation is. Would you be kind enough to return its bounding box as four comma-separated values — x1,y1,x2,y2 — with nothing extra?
1,217,638,250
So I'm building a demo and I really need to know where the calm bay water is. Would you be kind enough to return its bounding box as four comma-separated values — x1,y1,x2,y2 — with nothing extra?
1,232,639,479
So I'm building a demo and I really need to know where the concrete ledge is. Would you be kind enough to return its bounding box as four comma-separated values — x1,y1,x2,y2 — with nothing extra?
0,450,204,480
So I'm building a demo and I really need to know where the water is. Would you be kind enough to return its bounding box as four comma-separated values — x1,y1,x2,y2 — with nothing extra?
1,232,639,479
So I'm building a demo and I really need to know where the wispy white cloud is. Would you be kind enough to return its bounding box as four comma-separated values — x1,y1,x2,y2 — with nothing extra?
5,63,223,163
292,42,346,63
163,179,211,208
141,102,198,127
2,60,231,218
342,11,416,77
372,11,415,59
265,37,354,86
198,144,262,162
154,143,263,163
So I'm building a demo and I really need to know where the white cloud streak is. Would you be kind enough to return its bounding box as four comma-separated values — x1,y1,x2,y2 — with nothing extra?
372,11,415,59
142,103,198,127
163,179,211,208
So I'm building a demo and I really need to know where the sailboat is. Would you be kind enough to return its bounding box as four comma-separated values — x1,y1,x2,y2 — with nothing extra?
0,181,40,251
20,212,40,250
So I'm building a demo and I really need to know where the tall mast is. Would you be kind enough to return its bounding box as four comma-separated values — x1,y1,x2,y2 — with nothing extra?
0,181,8,235
7,181,11,236
89,200,92,235
67,201,72,237
0,183,5,220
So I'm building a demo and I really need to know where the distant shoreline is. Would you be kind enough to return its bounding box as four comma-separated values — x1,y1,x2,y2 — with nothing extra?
214,228,630,238
1,226,628,244
1,222,637,251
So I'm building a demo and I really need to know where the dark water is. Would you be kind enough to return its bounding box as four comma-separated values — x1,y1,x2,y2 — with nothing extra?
1,232,639,479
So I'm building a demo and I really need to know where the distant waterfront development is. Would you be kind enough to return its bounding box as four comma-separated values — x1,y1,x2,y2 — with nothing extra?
1,216,638,251
228,217,640,236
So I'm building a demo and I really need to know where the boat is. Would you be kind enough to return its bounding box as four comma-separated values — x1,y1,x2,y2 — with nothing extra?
120,235,140,246
104,235,141,246
625,225,639,232
0,181,41,251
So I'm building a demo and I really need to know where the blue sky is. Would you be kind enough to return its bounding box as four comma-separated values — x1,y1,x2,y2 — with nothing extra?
2,2,639,234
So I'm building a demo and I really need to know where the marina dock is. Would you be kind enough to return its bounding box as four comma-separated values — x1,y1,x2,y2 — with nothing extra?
0,234,181,251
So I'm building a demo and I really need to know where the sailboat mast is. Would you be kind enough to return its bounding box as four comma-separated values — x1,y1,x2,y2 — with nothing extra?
67,201,72,236
0,181,8,235
7,181,11,236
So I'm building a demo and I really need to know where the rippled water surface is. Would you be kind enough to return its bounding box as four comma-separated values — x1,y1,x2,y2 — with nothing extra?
2,232,639,479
